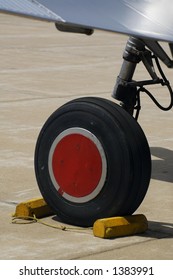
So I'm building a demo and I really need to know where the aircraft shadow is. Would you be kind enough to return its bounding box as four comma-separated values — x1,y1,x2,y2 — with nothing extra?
150,147,173,183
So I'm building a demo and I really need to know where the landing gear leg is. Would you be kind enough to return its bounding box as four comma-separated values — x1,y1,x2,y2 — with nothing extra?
112,36,173,117
112,37,145,116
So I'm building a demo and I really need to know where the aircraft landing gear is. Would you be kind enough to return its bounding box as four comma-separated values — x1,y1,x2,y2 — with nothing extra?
34,97,151,226
35,36,173,227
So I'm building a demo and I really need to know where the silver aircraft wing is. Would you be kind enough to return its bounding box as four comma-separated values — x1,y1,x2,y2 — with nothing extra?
1,0,173,42
0,0,65,22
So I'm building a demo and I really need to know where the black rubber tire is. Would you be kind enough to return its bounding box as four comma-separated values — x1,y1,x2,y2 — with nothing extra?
34,97,151,226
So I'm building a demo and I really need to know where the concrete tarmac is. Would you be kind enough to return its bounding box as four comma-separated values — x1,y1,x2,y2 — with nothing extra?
0,14,173,260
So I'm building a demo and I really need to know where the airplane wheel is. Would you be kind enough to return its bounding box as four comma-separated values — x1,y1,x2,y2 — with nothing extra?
34,97,151,226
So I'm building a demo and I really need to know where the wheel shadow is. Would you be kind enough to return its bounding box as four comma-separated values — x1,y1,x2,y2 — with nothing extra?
150,147,173,183
142,220,173,239
51,215,173,237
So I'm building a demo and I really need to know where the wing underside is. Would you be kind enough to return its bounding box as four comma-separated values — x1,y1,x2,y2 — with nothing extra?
0,0,64,22
0,0,173,43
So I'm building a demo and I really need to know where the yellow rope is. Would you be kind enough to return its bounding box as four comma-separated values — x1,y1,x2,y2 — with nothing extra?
12,215,92,233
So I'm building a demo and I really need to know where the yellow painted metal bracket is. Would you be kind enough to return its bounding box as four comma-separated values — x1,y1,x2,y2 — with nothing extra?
13,198,54,219
93,214,148,238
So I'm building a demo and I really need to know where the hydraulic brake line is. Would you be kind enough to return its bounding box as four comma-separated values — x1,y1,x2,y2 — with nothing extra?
135,55,173,120
113,37,173,120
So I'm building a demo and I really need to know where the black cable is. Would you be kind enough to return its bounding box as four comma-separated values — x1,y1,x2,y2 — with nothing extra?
138,56,173,111
154,56,173,110
134,90,141,120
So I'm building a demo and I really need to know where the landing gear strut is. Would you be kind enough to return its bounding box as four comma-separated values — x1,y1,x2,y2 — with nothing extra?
113,37,173,119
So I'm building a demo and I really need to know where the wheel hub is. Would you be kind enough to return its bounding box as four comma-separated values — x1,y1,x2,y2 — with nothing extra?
48,128,107,203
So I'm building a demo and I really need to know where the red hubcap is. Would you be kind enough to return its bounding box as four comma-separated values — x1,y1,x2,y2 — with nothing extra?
48,128,107,203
